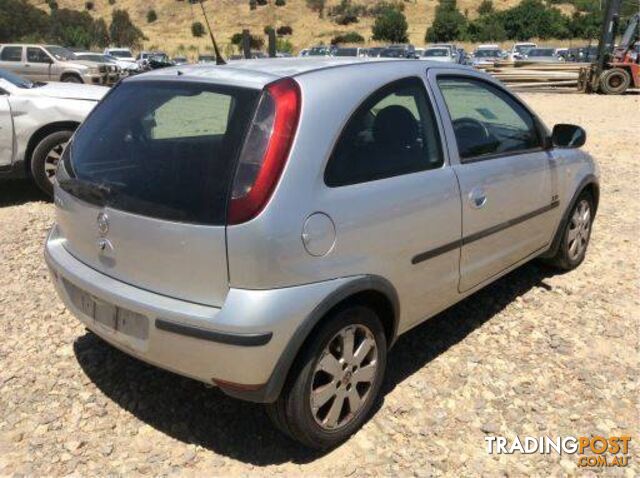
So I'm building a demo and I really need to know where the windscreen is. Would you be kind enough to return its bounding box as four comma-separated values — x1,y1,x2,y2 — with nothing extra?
62,81,259,225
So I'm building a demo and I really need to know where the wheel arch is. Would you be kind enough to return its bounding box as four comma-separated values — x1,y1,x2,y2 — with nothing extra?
24,121,79,175
220,275,400,404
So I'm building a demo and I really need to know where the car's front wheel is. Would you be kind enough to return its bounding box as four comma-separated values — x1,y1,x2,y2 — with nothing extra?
31,130,73,197
267,305,387,449
547,192,594,270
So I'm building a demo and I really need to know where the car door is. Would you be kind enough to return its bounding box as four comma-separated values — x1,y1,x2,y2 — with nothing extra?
430,71,557,292
25,47,53,81
320,77,462,330
0,92,14,168
0,46,25,77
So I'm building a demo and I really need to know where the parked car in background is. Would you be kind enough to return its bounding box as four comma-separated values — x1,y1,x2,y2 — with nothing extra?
307,46,333,57
0,44,112,84
427,43,458,61
509,42,537,60
0,68,107,195
137,51,170,69
298,48,310,57
172,56,189,65
45,57,599,449
366,47,385,57
104,47,135,63
525,47,565,63
421,47,456,63
198,54,217,63
380,44,417,58
471,47,503,67
73,52,122,83
334,47,365,57
103,48,140,75
103,54,140,75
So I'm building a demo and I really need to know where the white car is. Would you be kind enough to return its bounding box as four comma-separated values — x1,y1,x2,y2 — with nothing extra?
509,42,537,61
0,68,107,195
421,47,457,63
103,47,140,74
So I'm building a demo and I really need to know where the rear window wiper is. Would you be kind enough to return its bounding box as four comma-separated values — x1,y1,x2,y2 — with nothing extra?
57,178,112,206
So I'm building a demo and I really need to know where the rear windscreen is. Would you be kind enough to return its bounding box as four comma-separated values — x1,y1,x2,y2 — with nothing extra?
64,81,259,225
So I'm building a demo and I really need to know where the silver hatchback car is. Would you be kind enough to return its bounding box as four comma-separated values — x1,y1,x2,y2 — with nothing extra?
45,58,599,448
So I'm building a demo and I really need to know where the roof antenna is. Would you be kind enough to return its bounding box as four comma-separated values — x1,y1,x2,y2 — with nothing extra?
198,0,226,65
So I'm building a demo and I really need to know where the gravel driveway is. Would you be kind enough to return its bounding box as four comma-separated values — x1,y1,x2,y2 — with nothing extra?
0,92,638,477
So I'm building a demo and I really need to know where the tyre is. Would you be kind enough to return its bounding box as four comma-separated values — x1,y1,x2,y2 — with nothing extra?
267,305,387,449
546,192,594,271
31,130,73,197
599,68,631,95
61,74,82,83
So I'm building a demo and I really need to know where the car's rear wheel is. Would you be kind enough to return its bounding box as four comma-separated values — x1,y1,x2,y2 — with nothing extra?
31,130,73,197
547,192,594,270
267,305,387,449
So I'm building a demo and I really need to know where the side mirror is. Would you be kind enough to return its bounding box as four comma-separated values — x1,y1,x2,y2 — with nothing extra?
551,124,586,148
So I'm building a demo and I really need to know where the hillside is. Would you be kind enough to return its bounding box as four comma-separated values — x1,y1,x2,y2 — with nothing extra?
30,0,577,55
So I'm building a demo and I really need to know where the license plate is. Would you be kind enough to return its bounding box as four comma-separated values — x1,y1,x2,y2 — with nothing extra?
72,288,148,339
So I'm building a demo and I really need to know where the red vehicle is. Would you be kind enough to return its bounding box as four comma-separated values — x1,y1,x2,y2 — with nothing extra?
579,3,639,95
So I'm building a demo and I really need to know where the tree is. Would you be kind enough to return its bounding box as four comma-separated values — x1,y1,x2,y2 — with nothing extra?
372,8,408,43
109,9,144,48
146,9,157,23
0,0,50,42
468,14,506,42
425,0,467,43
49,8,94,48
91,18,110,47
500,0,569,40
191,21,205,37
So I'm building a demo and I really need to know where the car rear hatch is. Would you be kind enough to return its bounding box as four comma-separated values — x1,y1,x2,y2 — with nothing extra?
55,79,261,307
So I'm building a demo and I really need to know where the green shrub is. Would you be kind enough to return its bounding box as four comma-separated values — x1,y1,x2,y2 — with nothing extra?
425,0,467,43
85,2,94,11
331,31,364,44
146,9,157,23
372,8,407,43
191,21,205,37
109,9,144,47
275,0,286,6
276,25,293,36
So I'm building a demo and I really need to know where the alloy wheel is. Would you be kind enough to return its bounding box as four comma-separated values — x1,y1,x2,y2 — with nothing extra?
43,141,67,184
566,199,591,261
310,324,378,430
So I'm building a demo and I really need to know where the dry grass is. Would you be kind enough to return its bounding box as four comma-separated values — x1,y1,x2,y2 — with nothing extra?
30,0,576,57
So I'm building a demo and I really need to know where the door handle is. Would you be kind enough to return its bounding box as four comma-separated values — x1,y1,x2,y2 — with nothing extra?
469,187,487,209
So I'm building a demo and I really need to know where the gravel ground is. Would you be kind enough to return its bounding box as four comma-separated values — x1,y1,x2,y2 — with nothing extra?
0,92,638,477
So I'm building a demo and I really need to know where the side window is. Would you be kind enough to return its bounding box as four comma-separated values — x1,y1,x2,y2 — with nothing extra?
325,77,443,187
437,77,541,161
27,47,51,63
0,47,23,62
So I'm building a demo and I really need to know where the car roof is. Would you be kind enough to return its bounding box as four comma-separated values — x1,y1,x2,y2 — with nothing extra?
127,57,470,89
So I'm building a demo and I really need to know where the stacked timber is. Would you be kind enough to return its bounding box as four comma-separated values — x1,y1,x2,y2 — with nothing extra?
475,61,591,88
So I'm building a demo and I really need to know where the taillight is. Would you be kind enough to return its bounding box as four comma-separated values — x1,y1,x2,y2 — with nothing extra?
228,78,301,225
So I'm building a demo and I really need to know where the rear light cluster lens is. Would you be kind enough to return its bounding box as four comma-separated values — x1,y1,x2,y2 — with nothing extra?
228,78,301,225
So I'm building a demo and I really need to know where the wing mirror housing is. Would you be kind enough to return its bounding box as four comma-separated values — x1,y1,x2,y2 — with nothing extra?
551,124,586,149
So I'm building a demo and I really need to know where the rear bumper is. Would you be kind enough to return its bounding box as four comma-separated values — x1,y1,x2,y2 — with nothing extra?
44,225,352,401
